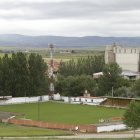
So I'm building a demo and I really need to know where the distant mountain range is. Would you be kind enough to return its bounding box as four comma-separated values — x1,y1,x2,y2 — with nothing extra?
0,34,140,48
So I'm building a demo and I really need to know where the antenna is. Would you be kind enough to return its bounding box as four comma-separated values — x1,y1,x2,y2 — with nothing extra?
48,44,55,97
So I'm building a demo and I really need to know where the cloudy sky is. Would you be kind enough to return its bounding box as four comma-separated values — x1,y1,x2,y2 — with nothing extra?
0,0,140,36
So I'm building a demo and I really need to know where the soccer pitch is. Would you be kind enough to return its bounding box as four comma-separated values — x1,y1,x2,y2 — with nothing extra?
0,102,124,125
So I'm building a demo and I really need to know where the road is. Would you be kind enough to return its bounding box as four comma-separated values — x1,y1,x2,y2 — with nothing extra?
1,130,140,139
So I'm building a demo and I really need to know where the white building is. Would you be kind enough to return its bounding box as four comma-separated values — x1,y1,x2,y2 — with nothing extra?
63,96,106,105
105,44,140,72
93,70,140,80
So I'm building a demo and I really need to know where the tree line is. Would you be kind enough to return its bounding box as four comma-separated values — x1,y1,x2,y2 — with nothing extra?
56,55,140,97
0,53,48,97
59,55,104,76
1,52,140,98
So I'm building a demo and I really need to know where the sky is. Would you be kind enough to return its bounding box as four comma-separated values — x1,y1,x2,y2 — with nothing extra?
0,0,140,37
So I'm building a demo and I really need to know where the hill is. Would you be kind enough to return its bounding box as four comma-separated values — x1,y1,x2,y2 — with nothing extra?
0,34,140,48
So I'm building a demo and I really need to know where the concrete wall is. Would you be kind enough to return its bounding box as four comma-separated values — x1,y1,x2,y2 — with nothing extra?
53,93,61,100
116,53,139,72
97,123,126,133
63,97,70,103
8,118,126,133
0,95,49,105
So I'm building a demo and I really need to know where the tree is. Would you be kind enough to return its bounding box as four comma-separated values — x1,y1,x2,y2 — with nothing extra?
55,75,96,96
0,57,3,96
132,79,140,97
0,53,48,97
124,101,140,140
98,62,129,96
59,55,105,76
11,53,29,97
114,86,134,98
1,54,13,97
28,53,48,96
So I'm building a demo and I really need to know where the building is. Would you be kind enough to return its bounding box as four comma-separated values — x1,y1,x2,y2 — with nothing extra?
93,70,140,81
121,70,140,80
105,44,140,72
63,93,106,105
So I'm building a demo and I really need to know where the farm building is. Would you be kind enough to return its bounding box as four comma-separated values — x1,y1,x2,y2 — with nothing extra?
59,50,72,54
93,70,140,80
105,43,140,72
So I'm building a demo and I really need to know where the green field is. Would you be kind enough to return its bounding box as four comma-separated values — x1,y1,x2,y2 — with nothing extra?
0,48,104,63
0,123,70,137
0,102,124,125
43,49,104,62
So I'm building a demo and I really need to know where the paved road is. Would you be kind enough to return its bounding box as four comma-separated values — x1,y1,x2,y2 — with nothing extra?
1,130,140,139
49,130,140,139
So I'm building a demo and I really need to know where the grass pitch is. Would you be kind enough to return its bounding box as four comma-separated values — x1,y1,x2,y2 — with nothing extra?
0,102,124,125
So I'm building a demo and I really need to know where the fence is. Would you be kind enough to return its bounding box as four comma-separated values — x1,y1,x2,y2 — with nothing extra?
8,118,97,133
0,96,49,105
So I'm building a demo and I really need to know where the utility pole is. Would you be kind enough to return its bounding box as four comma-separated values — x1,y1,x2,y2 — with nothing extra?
111,86,114,106
112,86,114,97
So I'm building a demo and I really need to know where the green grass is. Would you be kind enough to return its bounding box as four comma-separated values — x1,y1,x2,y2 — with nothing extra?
0,123,71,137
2,138,140,140
0,102,124,125
34,139,140,140
5,139,140,140
39,139,140,140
